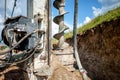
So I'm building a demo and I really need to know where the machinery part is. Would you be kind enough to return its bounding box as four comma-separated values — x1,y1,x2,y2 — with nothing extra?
0,29,44,55
2,15,45,51
53,0,69,49
2,16,30,50
47,0,52,65
73,0,90,80
4,0,6,20
0,15,45,69
0,46,35,68
0,40,42,68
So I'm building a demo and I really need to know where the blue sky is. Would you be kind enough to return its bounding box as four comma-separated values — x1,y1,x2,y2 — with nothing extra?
52,0,102,29
0,0,120,37
52,0,120,34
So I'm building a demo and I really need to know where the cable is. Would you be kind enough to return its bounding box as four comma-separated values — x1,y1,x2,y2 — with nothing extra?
4,48,36,65
11,0,17,17
0,41,41,67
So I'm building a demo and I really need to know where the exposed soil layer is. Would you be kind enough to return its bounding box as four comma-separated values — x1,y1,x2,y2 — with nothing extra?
0,65,29,80
66,19,120,80
48,55,83,80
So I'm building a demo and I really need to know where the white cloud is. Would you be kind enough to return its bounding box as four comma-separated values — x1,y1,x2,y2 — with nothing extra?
83,16,91,24
92,0,120,17
7,0,14,12
78,23,83,27
78,16,91,28
0,1,4,9
0,15,4,24
52,21,59,36
92,6,102,17
98,0,120,7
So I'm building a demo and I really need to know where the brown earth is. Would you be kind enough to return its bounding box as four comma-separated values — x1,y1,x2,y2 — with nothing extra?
66,19,120,80
0,19,119,80
0,65,29,80
48,55,83,80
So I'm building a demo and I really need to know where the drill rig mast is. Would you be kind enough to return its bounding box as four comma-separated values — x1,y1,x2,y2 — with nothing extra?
0,0,90,80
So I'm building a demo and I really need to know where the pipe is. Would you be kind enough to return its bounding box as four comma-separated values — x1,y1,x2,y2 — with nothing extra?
73,0,90,80
4,0,6,20
47,0,52,66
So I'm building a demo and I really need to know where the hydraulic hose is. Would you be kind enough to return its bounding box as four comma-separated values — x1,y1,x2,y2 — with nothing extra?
73,0,90,80
4,48,36,65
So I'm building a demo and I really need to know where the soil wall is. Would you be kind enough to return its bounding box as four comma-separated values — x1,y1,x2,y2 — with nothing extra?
66,19,120,80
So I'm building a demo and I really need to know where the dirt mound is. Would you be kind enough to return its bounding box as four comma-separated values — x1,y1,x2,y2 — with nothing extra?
0,65,29,80
48,55,83,80
66,19,120,80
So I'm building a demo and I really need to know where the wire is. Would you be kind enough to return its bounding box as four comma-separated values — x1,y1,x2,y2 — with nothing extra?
5,48,36,65
11,0,17,17
0,41,42,68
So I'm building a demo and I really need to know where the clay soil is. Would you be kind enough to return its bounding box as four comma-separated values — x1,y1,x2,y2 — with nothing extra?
0,19,120,80
66,19,120,80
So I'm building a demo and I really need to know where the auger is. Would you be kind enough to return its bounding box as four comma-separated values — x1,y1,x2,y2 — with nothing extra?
53,0,69,49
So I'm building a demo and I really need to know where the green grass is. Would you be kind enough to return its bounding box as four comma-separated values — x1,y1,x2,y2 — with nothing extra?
64,7,120,39
0,46,8,50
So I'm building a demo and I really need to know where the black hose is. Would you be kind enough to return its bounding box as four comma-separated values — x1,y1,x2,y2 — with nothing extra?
4,48,36,65
0,42,41,66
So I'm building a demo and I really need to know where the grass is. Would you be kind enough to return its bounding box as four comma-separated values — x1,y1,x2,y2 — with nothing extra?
64,7,120,39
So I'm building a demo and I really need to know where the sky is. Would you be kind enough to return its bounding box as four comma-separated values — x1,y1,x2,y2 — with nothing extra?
0,0,120,39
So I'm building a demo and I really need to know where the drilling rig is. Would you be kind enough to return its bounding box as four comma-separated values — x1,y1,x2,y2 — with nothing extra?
0,0,90,80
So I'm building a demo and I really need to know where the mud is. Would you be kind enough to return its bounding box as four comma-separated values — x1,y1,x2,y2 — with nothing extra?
66,19,120,80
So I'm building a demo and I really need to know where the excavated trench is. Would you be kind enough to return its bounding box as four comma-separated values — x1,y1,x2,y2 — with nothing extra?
66,19,120,80
0,19,119,80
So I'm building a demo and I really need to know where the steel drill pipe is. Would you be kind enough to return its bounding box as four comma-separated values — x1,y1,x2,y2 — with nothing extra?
53,0,69,49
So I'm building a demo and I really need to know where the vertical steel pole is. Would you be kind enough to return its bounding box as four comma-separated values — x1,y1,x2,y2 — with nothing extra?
47,0,52,65
27,1,35,80
27,0,33,18
4,0,6,20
